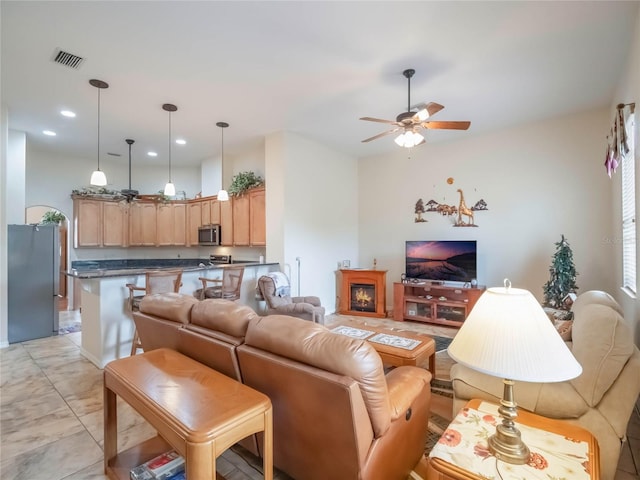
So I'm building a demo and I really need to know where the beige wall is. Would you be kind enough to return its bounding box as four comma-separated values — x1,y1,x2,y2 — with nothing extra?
358,108,614,312
266,131,359,311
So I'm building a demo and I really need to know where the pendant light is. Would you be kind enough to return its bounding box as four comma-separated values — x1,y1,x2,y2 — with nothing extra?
216,121,229,201
162,103,177,196
89,79,109,186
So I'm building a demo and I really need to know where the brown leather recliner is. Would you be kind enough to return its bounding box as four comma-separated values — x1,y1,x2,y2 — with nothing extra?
237,314,432,480
257,274,325,324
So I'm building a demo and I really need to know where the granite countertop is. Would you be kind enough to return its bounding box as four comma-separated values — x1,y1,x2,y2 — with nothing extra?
67,258,278,279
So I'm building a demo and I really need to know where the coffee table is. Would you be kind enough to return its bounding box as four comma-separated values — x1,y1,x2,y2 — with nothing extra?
331,321,436,375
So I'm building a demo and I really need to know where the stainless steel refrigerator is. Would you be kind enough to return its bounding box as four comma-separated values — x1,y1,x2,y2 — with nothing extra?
8,224,60,343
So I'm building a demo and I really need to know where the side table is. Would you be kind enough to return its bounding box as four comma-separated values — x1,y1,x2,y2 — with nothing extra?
103,348,273,480
426,399,600,480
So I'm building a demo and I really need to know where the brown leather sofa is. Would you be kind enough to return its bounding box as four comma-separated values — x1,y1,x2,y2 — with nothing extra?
133,293,433,480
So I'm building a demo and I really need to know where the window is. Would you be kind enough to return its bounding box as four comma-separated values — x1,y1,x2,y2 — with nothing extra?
621,108,636,295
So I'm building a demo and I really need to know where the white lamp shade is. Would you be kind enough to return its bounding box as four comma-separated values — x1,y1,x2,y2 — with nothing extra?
447,285,582,383
164,182,176,197
90,169,107,186
217,189,229,201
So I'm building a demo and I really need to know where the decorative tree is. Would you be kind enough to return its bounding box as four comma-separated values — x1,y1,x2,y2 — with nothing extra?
414,199,426,222
543,235,578,309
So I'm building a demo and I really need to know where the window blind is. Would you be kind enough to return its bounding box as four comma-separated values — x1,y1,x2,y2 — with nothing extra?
621,111,636,294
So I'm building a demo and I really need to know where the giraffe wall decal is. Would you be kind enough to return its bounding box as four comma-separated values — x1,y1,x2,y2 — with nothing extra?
456,189,475,226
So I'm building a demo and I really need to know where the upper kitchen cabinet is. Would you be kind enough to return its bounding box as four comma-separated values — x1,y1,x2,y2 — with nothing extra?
73,197,127,248
249,187,266,246
129,201,157,246
156,202,187,246
187,201,202,246
220,199,233,246
201,197,221,226
232,187,265,246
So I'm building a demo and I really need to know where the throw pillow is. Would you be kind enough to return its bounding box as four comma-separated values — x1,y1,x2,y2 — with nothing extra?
554,319,573,341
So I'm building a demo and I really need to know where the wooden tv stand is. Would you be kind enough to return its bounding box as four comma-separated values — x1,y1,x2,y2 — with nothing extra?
393,282,485,328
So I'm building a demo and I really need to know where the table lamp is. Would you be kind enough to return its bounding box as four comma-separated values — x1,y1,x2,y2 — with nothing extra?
447,279,582,464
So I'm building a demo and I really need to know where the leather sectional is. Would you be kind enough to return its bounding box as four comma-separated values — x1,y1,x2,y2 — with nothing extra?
132,292,433,480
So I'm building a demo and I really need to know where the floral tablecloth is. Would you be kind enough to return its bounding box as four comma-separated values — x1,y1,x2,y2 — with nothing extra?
429,402,592,479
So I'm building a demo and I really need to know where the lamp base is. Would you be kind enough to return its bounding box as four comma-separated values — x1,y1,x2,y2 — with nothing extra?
488,424,530,464
488,378,531,465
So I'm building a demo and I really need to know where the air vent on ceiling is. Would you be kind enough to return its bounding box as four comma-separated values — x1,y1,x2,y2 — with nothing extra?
52,49,85,69
107,152,122,157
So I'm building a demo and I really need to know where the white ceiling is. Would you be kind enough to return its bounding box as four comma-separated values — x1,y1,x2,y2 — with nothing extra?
2,1,638,168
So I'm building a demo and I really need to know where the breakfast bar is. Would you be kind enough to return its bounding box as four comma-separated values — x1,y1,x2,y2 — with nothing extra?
68,259,278,368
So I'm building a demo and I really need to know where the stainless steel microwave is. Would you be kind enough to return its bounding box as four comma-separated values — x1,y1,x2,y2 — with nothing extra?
198,224,221,245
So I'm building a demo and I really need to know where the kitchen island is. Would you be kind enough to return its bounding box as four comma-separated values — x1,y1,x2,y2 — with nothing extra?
67,259,279,368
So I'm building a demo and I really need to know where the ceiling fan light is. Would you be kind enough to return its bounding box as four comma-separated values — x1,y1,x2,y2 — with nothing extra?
395,130,424,148
90,169,107,186
416,108,429,121
164,181,176,197
217,189,229,201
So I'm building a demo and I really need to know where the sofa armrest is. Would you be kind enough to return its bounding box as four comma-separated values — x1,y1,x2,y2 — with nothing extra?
385,366,432,421
292,296,321,307
273,302,317,315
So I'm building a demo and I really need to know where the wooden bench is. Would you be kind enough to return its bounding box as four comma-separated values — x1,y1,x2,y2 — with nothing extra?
103,348,273,479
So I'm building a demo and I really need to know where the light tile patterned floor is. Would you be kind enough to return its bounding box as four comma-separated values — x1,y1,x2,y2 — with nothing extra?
0,311,637,479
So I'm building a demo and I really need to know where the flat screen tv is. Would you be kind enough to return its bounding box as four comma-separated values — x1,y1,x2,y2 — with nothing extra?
405,240,477,284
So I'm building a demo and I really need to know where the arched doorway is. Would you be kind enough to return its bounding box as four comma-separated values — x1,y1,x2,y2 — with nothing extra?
26,205,70,311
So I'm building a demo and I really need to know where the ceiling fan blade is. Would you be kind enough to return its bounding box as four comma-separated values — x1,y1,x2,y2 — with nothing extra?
422,120,471,130
359,116,400,125
361,128,401,143
412,102,445,118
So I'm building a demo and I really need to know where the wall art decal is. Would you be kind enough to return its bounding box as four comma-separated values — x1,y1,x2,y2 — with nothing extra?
414,188,488,226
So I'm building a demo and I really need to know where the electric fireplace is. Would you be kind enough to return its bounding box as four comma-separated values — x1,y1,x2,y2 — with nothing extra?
338,269,387,318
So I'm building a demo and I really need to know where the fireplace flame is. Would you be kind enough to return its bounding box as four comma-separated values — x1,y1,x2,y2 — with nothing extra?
355,288,373,306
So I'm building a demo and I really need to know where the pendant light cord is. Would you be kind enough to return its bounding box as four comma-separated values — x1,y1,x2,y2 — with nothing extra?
97,88,101,170
221,125,224,180
168,111,172,182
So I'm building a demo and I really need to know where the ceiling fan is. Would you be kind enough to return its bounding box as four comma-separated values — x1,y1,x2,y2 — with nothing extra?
360,69,470,148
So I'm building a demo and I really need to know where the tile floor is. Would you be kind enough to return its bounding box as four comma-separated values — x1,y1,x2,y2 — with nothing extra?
0,311,638,479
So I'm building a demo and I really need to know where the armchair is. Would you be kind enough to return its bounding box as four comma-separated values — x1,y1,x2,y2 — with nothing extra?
257,273,325,324
450,290,640,480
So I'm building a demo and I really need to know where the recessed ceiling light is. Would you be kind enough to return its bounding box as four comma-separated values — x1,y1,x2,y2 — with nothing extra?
175,139,186,145
43,130,56,136
147,151,158,157
60,110,76,118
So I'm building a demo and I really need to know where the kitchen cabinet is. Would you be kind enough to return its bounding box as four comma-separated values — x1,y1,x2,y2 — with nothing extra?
72,189,264,248
129,202,157,246
74,198,102,247
233,187,266,246
232,194,250,246
220,199,233,246
102,202,129,246
249,187,266,246
201,198,221,226
187,201,202,246
156,202,187,246
73,197,127,248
